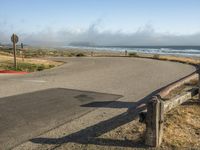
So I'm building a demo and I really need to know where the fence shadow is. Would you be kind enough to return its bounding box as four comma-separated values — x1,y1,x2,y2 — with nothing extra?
31,112,145,148
30,88,162,149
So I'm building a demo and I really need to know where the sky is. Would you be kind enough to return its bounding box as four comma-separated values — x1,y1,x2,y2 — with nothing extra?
1,0,200,46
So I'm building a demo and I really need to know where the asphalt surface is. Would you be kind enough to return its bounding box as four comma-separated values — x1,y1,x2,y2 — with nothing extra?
0,57,195,149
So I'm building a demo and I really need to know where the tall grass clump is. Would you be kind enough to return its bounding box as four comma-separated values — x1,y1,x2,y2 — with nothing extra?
153,54,160,59
129,52,138,57
76,53,85,57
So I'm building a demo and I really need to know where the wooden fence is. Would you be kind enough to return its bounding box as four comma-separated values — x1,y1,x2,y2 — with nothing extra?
139,70,200,147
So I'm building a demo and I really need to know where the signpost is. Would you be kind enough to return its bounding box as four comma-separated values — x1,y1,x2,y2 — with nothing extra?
11,34,19,69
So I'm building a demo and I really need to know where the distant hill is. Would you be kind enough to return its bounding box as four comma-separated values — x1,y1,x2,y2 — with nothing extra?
69,42,95,47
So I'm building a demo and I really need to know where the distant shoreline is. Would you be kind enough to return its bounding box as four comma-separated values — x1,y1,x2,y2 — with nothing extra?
2,44,200,57
61,45,200,57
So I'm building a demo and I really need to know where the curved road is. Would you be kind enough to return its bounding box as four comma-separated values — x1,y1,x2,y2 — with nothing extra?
0,57,195,149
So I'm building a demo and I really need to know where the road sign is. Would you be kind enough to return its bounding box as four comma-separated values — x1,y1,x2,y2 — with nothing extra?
11,34,19,69
11,34,19,44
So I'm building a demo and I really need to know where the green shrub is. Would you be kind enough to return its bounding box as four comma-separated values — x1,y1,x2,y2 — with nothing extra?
3,63,54,72
68,52,76,57
153,54,160,59
76,53,85,57
5,66,22,71
37,64,45,71
49,64,55,68
129,52,138,57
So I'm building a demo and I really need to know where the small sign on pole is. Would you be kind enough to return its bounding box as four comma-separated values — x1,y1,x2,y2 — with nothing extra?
11,34,19,69
20,43,24,61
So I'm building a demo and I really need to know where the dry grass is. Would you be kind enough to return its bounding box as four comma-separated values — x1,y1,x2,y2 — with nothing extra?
0,54,63,71
161,81,200,149
0,54,61,65
158,55,200,65
130,53,200,65
162,99,200,149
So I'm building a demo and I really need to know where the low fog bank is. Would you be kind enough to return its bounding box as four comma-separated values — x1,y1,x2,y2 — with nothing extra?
1,24,200,47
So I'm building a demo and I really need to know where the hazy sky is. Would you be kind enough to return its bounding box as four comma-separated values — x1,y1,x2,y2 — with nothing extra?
1,0,200,46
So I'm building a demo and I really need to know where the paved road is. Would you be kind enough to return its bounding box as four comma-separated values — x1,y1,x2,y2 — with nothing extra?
0,57,195,149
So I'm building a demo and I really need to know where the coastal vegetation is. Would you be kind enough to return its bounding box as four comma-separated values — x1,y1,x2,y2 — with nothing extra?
0,62,54,72
0,48,62,72
153,54,160,59
0,47,87,58
128,52,138,57
0,46,88,72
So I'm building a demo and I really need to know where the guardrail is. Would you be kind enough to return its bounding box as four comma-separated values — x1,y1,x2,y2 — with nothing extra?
139,69,200,147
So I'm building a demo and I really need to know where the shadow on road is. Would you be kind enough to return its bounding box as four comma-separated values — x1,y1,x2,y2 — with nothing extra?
81,101,134,108
30,88,162,149
0,88,122,149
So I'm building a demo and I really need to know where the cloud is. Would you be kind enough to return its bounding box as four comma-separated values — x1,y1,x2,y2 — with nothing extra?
1,22,200,46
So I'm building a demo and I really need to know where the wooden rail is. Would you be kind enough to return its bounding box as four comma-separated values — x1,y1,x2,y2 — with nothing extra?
158,71,198,99
140,69,200,147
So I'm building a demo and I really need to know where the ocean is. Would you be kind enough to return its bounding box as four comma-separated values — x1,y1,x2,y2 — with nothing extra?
65,46,200,57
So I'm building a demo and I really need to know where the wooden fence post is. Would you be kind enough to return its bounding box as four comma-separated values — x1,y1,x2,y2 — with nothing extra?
158,100,164,145
198,69,200,100
145,96,164,147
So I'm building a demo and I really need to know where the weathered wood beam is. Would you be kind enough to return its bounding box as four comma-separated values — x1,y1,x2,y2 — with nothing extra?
145,96,164,147
163,88,198,113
